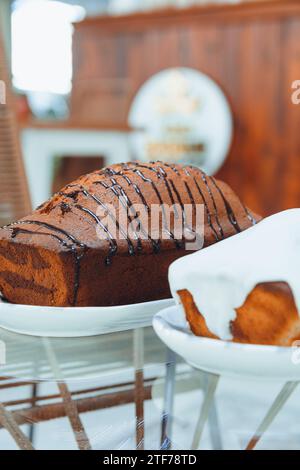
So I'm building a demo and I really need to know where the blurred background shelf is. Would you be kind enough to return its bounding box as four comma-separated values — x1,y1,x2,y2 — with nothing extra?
1,0,300,451
19,119,132,132
0,0,298,219
70,0,300,217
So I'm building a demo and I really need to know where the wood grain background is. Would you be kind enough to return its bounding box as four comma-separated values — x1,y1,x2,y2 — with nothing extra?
0,30,31,224
71,0,300,216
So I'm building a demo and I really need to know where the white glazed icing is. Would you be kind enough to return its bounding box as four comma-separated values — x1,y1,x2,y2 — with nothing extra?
168,209,300,340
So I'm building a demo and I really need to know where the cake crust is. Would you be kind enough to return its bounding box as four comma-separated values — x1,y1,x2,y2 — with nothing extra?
178,282,300,346
0,161,257,307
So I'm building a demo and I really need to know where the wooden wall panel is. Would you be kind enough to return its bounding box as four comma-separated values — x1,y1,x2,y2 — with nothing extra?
281,18,300,211
71,0,300,216
0,29,31,225
224,21,283,214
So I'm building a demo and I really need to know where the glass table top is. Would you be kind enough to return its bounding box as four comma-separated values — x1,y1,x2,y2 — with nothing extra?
0,325,299,450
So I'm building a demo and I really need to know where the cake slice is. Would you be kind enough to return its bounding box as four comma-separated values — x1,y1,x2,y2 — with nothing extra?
0,161,257,307
169,209,300,346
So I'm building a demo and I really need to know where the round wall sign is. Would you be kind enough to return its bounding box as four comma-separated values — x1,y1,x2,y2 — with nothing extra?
128,67,233,175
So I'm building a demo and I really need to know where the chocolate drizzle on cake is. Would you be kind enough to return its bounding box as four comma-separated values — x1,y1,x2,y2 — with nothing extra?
242,204,257,225
82,187,136,257
116,175,161,253
8,220,84,246
0,292,8,302
11,227,70,247
74,204,118,265
192,176,219,241
97,178,143,253
169,179,195,238
60,202,71,215
161,162,180,175
129,163,184,248
100,166,158,250
209,177,241,232
1,161,257,307
198,170,225,239
6,219,86,305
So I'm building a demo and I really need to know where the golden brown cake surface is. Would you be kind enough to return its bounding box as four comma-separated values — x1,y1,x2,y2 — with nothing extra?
178,283,300,346
0,161,257,307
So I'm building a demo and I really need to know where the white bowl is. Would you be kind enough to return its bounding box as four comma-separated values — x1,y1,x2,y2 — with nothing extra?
0,297,174,337
153,305,300,381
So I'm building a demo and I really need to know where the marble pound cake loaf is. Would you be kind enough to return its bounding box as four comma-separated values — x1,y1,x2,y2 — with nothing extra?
177,282,300,346
0,161,257,307
169,210,300,346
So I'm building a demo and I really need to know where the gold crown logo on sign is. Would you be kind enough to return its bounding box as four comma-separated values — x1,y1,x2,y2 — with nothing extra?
155,70,201,116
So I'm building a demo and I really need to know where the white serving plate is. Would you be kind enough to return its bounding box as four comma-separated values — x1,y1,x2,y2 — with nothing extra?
0,297,174,337
153,305,300,381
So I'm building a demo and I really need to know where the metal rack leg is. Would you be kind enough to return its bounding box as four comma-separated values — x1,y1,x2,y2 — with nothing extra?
161,348,177,450
191,372,220,450
133,328,145,450
246,381,299,450
43,338,91,450
207,387,222,450
28,382,38,444
0,402,34,450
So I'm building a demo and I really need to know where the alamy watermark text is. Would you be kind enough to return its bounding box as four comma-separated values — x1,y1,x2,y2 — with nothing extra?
291,80,300,105
0,80,6,105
